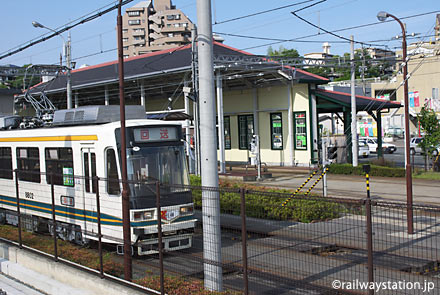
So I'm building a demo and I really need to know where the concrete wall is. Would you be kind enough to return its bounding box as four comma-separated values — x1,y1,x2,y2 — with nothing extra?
0,242,158,295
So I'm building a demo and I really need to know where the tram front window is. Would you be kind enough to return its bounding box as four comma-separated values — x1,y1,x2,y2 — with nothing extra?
126,145,191,208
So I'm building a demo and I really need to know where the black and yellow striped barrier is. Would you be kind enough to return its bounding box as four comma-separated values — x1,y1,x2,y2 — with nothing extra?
304,167,329,196
363,164,371,199
281,169,318,207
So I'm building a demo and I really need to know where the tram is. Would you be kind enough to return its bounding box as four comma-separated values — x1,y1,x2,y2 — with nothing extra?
0,105,196,255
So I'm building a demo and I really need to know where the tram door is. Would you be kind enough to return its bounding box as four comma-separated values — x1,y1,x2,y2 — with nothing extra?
81,147,97,233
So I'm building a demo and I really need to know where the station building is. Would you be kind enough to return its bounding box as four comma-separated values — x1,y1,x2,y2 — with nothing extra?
18,42,399,168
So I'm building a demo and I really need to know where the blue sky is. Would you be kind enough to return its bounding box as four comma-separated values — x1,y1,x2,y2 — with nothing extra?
0,0,438,67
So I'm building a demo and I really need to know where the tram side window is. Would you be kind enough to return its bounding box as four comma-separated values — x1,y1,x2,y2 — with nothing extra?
83,152,97,193
16,147,40,183
45,148,74,187
0,147,13,179
106,149,120,195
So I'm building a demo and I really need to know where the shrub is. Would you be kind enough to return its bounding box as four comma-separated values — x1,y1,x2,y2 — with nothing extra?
327,163,405,177
189,175,356,223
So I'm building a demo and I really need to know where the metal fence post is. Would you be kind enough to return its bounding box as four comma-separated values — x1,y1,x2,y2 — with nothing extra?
94,176,104,278
240,188,249,295
156,181,164,295
14,169,22,248
50,173,58,262
363,165,374,294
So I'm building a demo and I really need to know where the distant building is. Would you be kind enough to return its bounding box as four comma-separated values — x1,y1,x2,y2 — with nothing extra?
303,42,334,66
122,0,195,58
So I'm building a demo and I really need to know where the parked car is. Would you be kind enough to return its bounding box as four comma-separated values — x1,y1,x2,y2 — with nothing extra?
358,139,370,158
410,137,440,156
410,137,423,155
386,127,404,139
360,137,397,154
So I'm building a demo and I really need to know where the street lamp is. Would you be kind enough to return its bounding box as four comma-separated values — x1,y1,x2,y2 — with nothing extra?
377,11,413,234
32,21,73,109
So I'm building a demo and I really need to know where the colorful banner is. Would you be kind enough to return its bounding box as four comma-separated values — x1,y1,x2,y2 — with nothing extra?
414,91,420,107
409,92,415,107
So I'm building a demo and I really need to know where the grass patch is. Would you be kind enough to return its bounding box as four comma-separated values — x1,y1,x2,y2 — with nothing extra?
413,171,440,180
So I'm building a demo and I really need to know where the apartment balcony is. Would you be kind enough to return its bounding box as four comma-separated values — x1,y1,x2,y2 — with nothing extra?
161,26,189,33
133,39,146,46
149,25,161,34
164,35,189,43
132,29,145,37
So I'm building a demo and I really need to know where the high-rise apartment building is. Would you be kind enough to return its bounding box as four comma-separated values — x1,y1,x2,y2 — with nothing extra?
122,0,194,58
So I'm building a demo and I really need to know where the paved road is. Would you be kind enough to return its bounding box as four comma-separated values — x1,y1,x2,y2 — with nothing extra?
249,173,440,205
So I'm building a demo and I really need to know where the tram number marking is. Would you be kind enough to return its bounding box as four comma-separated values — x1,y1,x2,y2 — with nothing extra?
25,192,34,199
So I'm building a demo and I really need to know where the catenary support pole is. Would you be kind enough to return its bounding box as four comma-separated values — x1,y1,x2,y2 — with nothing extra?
196,0,223,291
66,32,72,109
351,35,358,167
117,0,132,281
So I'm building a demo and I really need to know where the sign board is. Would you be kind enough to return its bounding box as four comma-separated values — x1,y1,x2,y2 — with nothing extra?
133,127,178,142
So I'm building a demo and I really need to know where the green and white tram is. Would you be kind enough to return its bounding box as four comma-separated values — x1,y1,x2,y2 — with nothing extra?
0,106,195,255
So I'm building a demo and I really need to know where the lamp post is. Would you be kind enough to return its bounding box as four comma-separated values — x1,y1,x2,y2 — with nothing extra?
377,11,413,234
32,21,72,109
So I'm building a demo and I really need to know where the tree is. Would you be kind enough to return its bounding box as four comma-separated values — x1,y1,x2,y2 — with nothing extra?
417,107,440,170
267,46,300,58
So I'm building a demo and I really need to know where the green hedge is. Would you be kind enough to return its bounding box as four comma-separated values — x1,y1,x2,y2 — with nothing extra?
189,175,361,223
327,163,405,177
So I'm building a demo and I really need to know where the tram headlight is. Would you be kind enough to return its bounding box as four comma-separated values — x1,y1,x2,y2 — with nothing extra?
180,205,194,216
133,210,155,221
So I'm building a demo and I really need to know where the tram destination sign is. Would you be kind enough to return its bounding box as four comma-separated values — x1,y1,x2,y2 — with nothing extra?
133,127,178,142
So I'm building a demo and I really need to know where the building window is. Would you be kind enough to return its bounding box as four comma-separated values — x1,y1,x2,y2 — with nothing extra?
17,147,40,183
122,38,128,42
175,14,181,20
270,113,283,150
294,112,307,150
123,55,129,59
0,147,12,179
238,115,254,150
106,149,120,195
174,23,180,27
128,11,141,16
128,19,141,25
45,148,74,187
122,29,128,33
166,15,175,20
123,46,129,50
182,23,188,28
168,33,174,37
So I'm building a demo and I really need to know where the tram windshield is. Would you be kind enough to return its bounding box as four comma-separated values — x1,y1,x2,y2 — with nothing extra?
126,145,190,207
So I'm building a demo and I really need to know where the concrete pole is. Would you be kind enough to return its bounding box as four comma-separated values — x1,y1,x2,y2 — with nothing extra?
216,74,226,174
74,92,79,108
351,35,359,167
140,83,146,109
104,85,109,106
66,32,72,109
287,83,295,166
196,0,223,291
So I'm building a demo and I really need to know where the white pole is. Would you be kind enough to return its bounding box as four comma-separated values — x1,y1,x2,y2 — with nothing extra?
351,35,359,166
105,85,109,106
140,83,146,108
216,74,226,174
196,0,223,291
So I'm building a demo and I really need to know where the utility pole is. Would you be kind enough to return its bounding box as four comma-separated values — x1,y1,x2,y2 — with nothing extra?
191,27,201,176
351,35,358,167
117,0,132,281
196,0,223,291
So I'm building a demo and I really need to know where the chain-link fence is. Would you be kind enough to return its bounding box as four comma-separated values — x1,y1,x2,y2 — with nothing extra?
1,170,439,294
